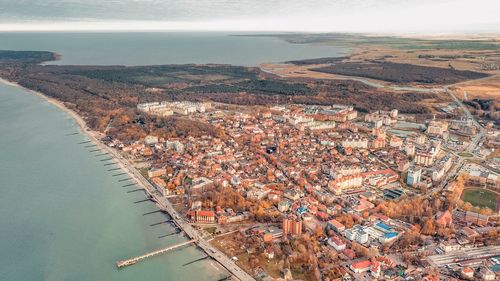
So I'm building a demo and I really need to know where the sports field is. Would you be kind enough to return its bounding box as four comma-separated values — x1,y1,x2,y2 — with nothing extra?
462,189,498,211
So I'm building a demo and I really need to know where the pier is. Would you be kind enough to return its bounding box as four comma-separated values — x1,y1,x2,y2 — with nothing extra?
116,239,196,268
78,129,255,280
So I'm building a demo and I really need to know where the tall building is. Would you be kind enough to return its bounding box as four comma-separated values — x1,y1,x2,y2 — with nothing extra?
406,167,422,186
283,217,302,236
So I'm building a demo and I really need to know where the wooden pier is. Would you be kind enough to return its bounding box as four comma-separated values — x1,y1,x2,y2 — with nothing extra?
116,239,196,268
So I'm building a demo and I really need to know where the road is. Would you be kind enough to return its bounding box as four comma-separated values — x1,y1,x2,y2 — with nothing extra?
430,87,486,192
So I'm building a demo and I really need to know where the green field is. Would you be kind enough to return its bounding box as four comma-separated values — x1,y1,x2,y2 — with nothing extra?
462,189,498,211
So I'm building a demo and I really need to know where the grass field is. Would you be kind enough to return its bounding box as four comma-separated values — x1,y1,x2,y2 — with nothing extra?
462,189,498,211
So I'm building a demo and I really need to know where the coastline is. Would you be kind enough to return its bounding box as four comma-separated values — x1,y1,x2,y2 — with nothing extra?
0,77,253,281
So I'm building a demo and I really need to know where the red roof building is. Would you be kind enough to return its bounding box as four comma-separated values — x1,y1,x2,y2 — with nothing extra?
350,260,372,273
188,210,215,224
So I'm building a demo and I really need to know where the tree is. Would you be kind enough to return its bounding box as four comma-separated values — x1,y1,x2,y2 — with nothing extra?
421,218,435,235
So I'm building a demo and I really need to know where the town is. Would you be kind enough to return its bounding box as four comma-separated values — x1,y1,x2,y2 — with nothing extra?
101,96,500,281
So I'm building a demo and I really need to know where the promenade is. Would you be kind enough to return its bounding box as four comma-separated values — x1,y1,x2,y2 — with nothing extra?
82,125,255,281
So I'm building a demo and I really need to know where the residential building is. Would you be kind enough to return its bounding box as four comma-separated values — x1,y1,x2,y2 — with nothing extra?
283,217,302,236
406,167,422,186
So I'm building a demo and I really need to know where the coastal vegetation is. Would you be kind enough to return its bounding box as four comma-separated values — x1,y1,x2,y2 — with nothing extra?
0,50,57,63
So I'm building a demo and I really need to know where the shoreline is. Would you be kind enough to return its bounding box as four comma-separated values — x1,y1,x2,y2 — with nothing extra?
0,77,252,281
0,77,222,273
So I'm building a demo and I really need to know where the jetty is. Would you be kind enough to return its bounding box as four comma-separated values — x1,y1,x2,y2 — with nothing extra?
117,239,196,268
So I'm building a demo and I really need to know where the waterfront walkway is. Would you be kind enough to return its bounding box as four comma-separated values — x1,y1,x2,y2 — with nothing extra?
87,134,255,281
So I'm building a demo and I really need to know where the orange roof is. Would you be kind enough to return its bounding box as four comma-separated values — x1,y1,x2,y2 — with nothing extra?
436,210,452,226
352,260,371,269
197,210,215,217
328,219,345,229
462,267,473,273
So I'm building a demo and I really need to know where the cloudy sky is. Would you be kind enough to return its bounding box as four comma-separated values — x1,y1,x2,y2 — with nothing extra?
0,0,499,32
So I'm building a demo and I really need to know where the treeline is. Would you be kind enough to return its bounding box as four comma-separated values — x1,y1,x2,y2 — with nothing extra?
0,50,57,64
183,79,311,96
71,64,259,85
313,61,488,84
286,56,347,65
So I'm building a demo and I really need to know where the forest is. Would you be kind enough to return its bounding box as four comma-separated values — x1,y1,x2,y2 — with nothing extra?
0,50,57,63
312,61,488,84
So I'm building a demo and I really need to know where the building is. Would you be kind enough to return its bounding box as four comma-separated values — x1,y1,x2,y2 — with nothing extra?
465,211,489,226
328,174,363,195
327,219,346,232
439,240,461,252
345,227,369,244
427,120,448,136
389,136,403,149
371,137,386,149
151,177,169,196
327,236,346,251
371,261,381,278
342,135,369,149
278,201,290,212
461,267,474,279
479,266,495,281
188,210,215,223
379,232,399,243
283,217,302,236
406,167,422,186
415,151,434,166
148,167,166,178
350,260,372,273
405,143,415,157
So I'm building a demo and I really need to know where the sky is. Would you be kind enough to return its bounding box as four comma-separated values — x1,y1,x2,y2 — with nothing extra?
0,0,499,33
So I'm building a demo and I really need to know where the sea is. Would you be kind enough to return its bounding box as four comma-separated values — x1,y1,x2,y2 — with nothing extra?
0,32,347,281
0,32,348,66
